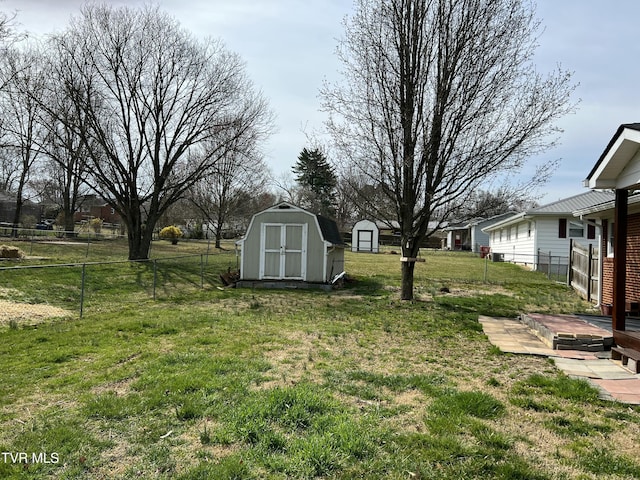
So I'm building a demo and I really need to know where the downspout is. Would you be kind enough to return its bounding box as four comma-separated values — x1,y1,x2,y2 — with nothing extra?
597,227,603,308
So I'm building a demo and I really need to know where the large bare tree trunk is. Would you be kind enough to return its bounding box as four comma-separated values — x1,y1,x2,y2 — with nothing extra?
401,261,415,301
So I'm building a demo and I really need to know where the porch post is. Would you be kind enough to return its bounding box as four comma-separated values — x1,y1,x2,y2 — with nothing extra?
612,189,628,331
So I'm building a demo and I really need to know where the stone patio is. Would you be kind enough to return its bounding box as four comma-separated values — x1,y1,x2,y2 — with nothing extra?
479,314,640,404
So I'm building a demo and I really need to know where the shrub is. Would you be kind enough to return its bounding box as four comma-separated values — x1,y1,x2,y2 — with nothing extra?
89,218,103,234
160,225,183,244
21,215,37,229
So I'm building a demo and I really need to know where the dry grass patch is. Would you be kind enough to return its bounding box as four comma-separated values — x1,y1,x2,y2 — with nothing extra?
0,299,71,326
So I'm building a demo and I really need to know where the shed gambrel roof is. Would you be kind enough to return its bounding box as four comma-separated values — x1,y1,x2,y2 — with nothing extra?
246,202,345,246
482,190,615,231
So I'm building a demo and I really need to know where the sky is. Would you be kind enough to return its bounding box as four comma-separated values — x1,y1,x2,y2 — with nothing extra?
2,0,640,205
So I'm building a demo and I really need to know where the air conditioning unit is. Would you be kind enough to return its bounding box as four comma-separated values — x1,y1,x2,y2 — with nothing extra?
491,252,504,262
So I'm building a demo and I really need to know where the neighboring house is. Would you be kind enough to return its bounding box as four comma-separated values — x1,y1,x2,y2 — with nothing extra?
482,191,614,269
375,219,447,249
445,213,513,253
351,219,380,253
376,220,400,236
236,202,345,287
73,195,122,225
0,190,42,224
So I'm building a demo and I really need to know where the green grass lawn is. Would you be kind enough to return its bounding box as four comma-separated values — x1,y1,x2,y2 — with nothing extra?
1,243,639,479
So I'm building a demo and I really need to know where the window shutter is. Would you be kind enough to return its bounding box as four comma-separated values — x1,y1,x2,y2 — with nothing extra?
558,218,567,238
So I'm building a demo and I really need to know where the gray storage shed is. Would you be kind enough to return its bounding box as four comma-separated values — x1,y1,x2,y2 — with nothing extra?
236,202,345,286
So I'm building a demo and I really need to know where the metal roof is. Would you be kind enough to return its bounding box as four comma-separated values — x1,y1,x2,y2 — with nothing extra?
530,190,615,214
482,190,615,231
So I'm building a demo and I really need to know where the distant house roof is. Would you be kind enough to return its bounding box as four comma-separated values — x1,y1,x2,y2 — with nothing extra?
445,212,514,231
482,190,615,231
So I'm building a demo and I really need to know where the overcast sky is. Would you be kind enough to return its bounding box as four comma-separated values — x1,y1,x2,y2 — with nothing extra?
2,0,640,205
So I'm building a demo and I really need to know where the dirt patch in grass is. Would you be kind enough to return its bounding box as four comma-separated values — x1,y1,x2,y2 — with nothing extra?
0,299,72,326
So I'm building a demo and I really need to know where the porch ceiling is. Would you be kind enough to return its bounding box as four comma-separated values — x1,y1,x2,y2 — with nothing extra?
585,124,640,190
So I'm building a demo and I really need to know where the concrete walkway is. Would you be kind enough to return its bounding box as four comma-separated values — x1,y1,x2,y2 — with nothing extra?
479,315,640,404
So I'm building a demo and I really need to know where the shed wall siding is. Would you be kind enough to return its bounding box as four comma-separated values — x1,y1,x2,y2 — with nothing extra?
241,210,326,282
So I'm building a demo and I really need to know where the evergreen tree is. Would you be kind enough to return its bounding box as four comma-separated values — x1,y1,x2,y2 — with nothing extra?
292,147,337,217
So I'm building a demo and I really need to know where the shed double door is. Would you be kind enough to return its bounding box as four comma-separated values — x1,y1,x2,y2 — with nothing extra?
357,230,373,252
260,223,307,280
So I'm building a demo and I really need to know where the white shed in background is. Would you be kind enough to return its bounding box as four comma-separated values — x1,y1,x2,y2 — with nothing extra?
351,219,380,253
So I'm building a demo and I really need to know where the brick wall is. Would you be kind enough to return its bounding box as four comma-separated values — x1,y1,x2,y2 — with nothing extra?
601,213,640,306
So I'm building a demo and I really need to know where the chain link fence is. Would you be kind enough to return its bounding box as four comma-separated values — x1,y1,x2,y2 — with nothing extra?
487,249,569,284
0,251,238,324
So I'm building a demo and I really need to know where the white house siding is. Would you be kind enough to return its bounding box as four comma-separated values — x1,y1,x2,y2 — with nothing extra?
490,220,536,265
490,217,600,269
535,217,572,261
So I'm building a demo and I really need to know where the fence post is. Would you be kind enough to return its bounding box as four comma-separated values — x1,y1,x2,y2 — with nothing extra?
153,259,158,300
568,239,573,285
80,263,86,318
200,254,204,289
587,243,593,301
484,254,488,283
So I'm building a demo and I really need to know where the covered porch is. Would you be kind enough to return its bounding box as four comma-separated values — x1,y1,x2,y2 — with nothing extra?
585,123,640,357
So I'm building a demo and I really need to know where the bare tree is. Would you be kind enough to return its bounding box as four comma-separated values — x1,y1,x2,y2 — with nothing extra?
193,157,271,247
321,0,576,300
0,45,47,234
34,54,95,235
48,4,273,259
273,172,305,206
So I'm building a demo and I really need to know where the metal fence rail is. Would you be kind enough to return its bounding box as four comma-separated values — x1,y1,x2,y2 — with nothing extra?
0,254,229,319
489,249,570,284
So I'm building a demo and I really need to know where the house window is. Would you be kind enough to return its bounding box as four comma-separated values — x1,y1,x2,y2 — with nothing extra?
569,220,584,238
587,222,596,240
558,218,567,238
506,228,511,241
515,225,519,240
